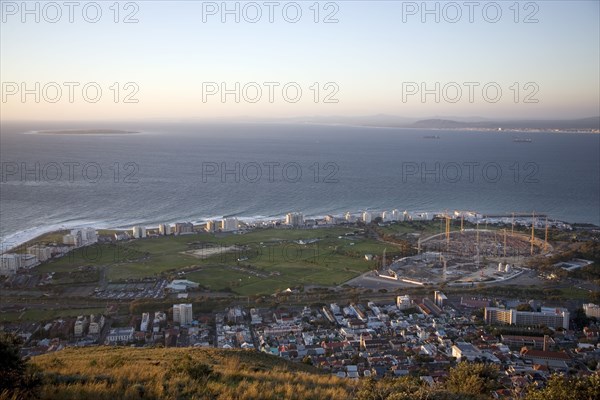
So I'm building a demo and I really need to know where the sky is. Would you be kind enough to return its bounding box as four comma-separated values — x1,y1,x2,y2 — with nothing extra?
1,0,599,121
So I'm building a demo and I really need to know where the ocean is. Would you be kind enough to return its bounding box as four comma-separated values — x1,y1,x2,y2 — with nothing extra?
1,121,599,248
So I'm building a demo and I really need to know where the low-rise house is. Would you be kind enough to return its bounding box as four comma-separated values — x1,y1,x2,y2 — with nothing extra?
519,348,571,370
451,342,482,361
73,315,89,337
88,314,105,335
106,327,134,344
250,308,262,324
501,335,554,350
583,325,599,339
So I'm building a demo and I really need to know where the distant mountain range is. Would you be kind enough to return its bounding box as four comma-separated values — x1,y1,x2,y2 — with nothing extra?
95,115,600,131
410,116,600,130
243,115,600,131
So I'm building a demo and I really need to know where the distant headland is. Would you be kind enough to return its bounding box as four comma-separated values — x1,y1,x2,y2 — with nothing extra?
30,129,139,135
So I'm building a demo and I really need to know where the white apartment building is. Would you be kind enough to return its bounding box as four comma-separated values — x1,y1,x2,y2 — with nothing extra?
64,228,98,247
153,311,166,332
205,220,217,232
397,295,412,310
106,327,134,344
74,315,89,337
158,224,171,236
0,253,39,276
88,314,105,335
221,217,239,232
285,212,304,226
362,211,372,224
173,304,193,326
0,254,19,276
452,342,482,361
484,307,570,330
63,233,82,247
81,228,98,244
27,245,53,262
174,222,194,235
140,312,150,332
132,226,147,239
434,291,448,308
583,303,600,319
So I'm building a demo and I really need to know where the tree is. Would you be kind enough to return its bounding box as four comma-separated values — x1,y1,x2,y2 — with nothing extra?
572,307,591,330
517,303,534,312
0,333,26,391
355,376,434,400
0,333,41,397
301,356,312,366
472,308,485,320
525,374,600,400
444,362,499,399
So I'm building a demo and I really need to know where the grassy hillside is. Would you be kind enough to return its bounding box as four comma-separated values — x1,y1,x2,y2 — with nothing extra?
8,342,598,400
29,346,355,399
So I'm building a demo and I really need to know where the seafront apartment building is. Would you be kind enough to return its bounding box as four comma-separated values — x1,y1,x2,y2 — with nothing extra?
484,307,570,329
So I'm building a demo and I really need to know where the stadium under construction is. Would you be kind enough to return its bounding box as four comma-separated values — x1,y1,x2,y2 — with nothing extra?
374,213,553,286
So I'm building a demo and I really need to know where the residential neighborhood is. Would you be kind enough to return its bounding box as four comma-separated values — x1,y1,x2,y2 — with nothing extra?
4,291,599,397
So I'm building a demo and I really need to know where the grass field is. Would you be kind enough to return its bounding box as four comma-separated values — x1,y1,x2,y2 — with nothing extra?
0,307,106,322
182,227,394,294
377,220,445,237
31,346,353,400
32,227,400,295
376,220,508,238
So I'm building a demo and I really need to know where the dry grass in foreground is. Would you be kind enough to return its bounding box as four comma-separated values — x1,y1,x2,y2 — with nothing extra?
28,346,355,400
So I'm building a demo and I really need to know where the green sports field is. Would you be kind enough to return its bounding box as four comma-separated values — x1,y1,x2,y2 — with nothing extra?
34,227,399,295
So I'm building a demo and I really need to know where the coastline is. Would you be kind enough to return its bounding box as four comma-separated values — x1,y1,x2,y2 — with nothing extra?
269,121,600,134
2,209,597,255
30,129,140,135
0,213,307,253
24,129,142,136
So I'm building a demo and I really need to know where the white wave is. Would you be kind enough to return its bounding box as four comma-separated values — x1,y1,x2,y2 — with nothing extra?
1,219,116,253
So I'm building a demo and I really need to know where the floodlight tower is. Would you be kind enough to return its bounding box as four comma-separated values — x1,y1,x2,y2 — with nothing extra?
503,229,507,258
443,256,447,283
544,217,549,252
511,212,515,235
530,211,536,256
476,220,481,270
494,231,498,257
445,215,451,251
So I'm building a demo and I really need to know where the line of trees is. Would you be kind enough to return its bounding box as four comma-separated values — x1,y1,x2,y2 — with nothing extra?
355,362,600,400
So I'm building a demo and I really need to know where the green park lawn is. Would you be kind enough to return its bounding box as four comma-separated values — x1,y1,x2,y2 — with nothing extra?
0,307,106,322
31,227,399,295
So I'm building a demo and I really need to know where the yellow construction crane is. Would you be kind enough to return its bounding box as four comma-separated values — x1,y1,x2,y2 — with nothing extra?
443,213,452,252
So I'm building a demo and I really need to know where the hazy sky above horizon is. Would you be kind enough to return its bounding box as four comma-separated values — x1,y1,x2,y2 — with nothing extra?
1,0,599,121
